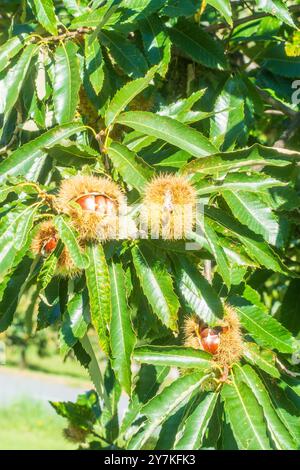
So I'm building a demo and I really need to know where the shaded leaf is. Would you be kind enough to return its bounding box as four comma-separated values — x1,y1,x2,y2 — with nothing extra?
109,261,136,395
85,244,111,355
117,111,217,157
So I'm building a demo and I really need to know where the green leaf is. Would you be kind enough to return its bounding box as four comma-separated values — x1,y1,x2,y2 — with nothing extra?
60,291,89,356
14,203,40,250
0,123,86,184
0,34,27,73
107,141,153,191
236,365,297,450
84,36,104,95
255,0,295,28
235,303,294,354
175,255,223,325
134,345,213,369
169,19,228,70
105,67,157,126
53,41,81,124
243,343,280,379
109,261,136,395
174,392,219,449
132,244,179,331
0,259,33,332
260,374,300,445
120,364,169,436
263,45,300,78
33,0,58,35
222,190,280,246
203,218,231,288
99,30,148,78
54,216,89,270
0,206,35,280
2,44,39,121
221,371,272,450
205,206,287,273
207,0,232,25
140,15,171,77
117,112,217,157
37,241,64,289
182,143,297,176
194,173,286,194
128,372,211,450
280,280,300,336
210,77,245,150
85,244,111,355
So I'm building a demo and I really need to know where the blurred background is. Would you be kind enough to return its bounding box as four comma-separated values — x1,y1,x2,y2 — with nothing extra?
0,290,94,450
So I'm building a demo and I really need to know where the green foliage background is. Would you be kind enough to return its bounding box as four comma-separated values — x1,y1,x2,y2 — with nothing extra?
1,0,300,450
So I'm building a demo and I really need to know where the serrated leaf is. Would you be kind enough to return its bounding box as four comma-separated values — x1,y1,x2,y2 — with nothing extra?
0,34,27,73
174,392,219,450
0,123,86,184
37,241,64,289
203,218,231,288
134,345,213,369
243,343,280,379
235,303,294,353
210,77,245,150
107,141,153,191
222,190,280,246
235,364,297,450
120,364,169,437
109,261,136,395
14,203,40,250
0,206,37,279
99,30,148,78
140,15,171,77
128,372,211,450
117,111,217,157
33,0,58,35
175,255,223,325
132,244,179,331
54,216,89,269
35,47,47,101
0,259,33,332
1,44,39,123
182,143,297,176
205,206,287,274
85,244,111,355
60,291,89,356
53,41,81,124
221,371,272,450
169,19,228,70
255,0,295,28
105,66,157,126
260,374,300,445
84,36,104,95
194,173,286,194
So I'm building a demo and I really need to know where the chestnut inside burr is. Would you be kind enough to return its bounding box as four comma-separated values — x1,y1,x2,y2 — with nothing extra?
75,194,117,215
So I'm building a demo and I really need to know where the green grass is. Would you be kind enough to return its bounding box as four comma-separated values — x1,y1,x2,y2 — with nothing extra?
0,398,77,450
6,346,89,384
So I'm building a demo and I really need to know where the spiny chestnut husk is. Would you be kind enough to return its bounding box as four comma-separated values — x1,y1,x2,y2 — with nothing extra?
57,175,126,241
141,175,197,240
184,304,243,369
31,220,81,278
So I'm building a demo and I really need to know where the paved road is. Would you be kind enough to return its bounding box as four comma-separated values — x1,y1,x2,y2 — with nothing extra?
0,367,87,406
